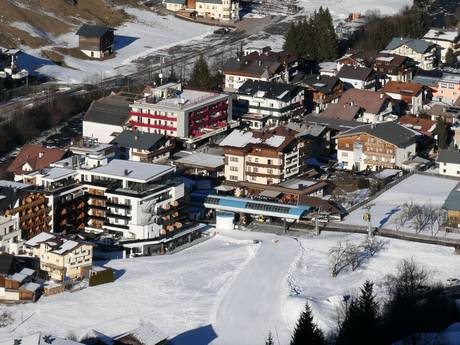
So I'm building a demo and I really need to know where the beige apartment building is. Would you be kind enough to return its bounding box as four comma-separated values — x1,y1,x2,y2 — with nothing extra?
220,127,300,185
165,0,239,22
25,232,93,282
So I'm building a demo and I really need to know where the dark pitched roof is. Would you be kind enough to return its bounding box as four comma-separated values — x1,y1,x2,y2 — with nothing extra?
7,145,67,175
385,37,436,54
303,113,361,132
84,94,133,126
301,74,341,94
437,149,460,164
320,103,361,121
76,24,114,38
337,89,390,115
337,65,375,81
0,185,31,211
111,130,165,150
237,80,302,102
336,122,419,147
442,183,460,211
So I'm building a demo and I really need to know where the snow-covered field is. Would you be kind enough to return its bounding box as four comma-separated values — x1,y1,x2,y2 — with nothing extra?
1,228,459,345
343,174,460,238
17,7,212,83
284,232,460,335
298,0,413,17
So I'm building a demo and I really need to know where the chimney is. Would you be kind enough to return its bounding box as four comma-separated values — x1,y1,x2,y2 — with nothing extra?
38,152,44,159
124,169,129,176
380,93,384,99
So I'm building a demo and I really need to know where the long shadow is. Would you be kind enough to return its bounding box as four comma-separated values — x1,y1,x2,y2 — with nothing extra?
379,207,401,228
114,35,139,50
113,268,126,281
170,324,218,345
16,52,57,77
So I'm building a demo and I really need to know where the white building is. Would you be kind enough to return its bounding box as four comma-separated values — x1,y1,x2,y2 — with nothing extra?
79,159,186,241
0,215,21,254
164,0,240,22
234,80,305,126
423,29,460,63
437,149,460,177
383,37,438,70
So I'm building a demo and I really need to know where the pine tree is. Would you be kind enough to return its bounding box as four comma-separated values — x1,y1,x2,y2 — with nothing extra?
434,117,449,149
291,303,326,345
337,280,380,345
265,331,274,345
188,55,212,90
445,48,456,66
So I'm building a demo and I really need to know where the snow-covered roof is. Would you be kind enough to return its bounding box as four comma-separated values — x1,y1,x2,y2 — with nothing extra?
174,153,224,169
219,129,292,150
116,322,167,345
53,240,80,255
84,159,174,183
21,282,41,292
25,232,56,247
424,29,459,42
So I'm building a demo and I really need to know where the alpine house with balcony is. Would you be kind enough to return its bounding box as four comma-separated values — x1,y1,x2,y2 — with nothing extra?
220,127,300,185
78,159,187,241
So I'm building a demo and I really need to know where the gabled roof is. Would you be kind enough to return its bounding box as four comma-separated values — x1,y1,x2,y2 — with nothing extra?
443,183,460,211
437,149,460,164
382,81,424,96
424,29,460,43
115,322,167,345
76,24,114,38
385,37,436,54
399,115,436,136
337,89,390,115
237,79,302,102
335,122,419,147
320,103,361,121
220,127,297,151
7,145,67,175
84,94,133,126
111,130,165,151
301,74,341,94
336,65,375,81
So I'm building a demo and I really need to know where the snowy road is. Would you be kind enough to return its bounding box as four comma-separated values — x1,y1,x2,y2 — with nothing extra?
211,230,301,345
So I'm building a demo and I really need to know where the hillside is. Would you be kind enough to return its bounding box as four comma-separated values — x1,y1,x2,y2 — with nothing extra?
0,0,142,49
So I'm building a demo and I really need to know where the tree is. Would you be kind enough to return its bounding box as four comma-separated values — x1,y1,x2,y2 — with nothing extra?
434,117,449,149
265,331,274,345
445,48,456,66
337,280,380,345
291,303,326,345
188,55,213,90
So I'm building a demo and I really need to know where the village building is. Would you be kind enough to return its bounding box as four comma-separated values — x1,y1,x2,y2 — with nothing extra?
111,130,175,163
0,214,21,255
113,322,168,345
335,122,419,171
442,183,460,227
7,145,68,182
76,24,115,59
382,81,425,114
437,149,460,177
233,80,305,126
423,28,460,63
69,138,116,168
83,93,136,144
0,181,51,240
296,74,343,112
165,0,239,22
24,232,94,282
0,257,41,302
399,115,436,137
372,53,416,83
78,159,187,244
426,103,460,124
174,152,224,178
323,88,393,123
383,37,437,70
0,333,85,345
336,65,377,90
433,73,460,105
220,127,300,185
128,88,234,147
223,47,303,92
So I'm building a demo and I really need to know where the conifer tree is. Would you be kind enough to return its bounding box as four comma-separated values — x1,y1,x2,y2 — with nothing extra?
291,303,326,345
434,117,449,149
188,55,212,90
265,331,274,345
445,48,456,66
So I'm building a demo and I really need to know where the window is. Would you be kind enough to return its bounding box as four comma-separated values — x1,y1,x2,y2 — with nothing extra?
255,158,259,163
342,152,348,157
230,166,238,172
230,157,239,162
443,169,447,173
268,169,273,174
229,175,238,181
